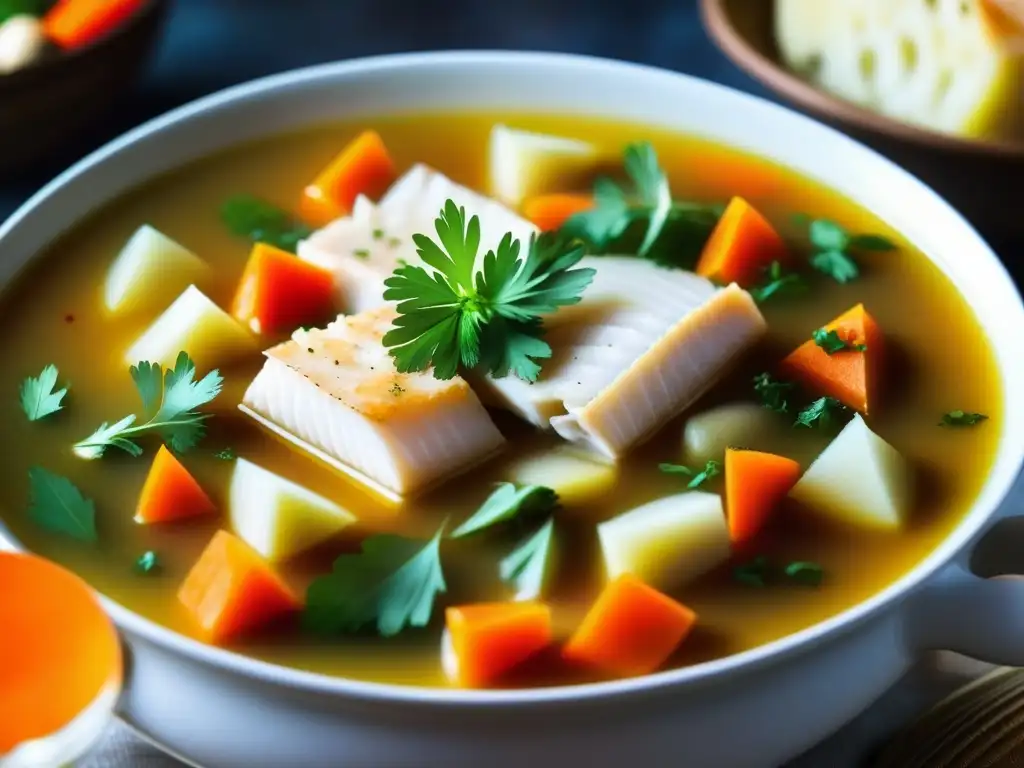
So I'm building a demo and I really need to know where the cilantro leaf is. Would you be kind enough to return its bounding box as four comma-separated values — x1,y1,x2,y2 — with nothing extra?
795,397,846,429
659,460,721,489
304,526,447,637
810,250,859,283
382,200,594,382
801,218,895,283
20,364,68,422
499,518,556,600
220,195,312,253
28,467,97,542
750,261,807,304
939,410,988,427
451,483,558,538
813,328,867,354
753,372,796,413
136,551,160,574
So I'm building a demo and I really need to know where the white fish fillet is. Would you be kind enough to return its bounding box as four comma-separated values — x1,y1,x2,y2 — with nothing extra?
297,164,538,313
239,306,506,502
472,257,767,459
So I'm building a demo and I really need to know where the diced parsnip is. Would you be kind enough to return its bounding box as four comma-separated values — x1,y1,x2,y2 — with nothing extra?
229,458,356,562
683,402,783,464
501,446,616,508
0,15,46,75
134,446,216,524
103,225,210,316
789,414,913,531
695,197,788,287
442,602,552,688
488,125,600,206
597,492,731,592
125,285,256,371
521,193,594,231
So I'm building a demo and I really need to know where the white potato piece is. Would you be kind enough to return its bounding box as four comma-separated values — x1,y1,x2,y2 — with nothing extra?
789,414,913,531
487,124,600,206
229,458,356,562
0,15,45,75
683,402,782,464
125,285,256,370
501,446,616,507
103,225,211,316
597,492,731,592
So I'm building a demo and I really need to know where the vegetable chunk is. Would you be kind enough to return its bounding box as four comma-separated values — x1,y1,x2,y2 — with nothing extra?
724,448,801,544
229,458,355,562
597,492,731,591
563,574,696,677
299,130,397,228
231,243,336,335
683,402,783,464
134,446,216,524
43,0,142,50
178,530,300,644
500,446,616,508
443,602,552,688
696,196,788,287
789,414,913,531
779,303,884,414
488,124,600,206
521,193,594,231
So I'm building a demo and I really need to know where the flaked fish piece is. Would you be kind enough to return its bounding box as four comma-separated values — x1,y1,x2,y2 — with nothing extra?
297,164,538,313
473,257,767,459
240,306,506,502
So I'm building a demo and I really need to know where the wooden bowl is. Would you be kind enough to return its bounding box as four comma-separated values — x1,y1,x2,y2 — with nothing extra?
700,0,1024,240
0,0,169,176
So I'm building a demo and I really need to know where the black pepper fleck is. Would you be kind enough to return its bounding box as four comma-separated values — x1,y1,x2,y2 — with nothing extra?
307,347,315,353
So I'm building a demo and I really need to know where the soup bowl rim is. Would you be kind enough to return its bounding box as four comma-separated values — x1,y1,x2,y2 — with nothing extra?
0,50,1021,707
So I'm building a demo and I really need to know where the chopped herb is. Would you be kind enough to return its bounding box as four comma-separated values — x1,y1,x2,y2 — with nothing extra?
810,250,859,283
372,228,385,240
659,460,721,489
136,551,160,574
213,447,236,460
304,525,447,637
813,328,866,354
939,410,988,427
750,261,807,304
848,233,897,251
220,195,312,253
27,467,97,543
795,396,846,429
451,483,558,538
808,219,849,252
753,372,796,413
20,364,68,422
801,218,896,284
733,556,769,587
784,561,823,586
73,352,222,459
353,248,370,259
499,518,556,600
388,237,402,248
382,199,595,382
389,382,405,396
734,557,824,588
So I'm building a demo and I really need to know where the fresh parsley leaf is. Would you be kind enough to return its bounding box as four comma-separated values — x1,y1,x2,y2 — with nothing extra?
750,261,807,304
20,364,68,422
808,219,849,252
499,518,556,600
451,483,558,538
27,467,97,542
623,142,673,257
734,557,824,587
659,460,721,489
848,233,897,251
939,410,988,427
136,551,160,574
220,195,312,253
304,526,447,637
753,372,796,413
812,328,866,354
382,200,595,382
784,561,823,586
810,250,859,283
733,556,769,587
795,397,846,429
802,218,895,283
74,352,222,459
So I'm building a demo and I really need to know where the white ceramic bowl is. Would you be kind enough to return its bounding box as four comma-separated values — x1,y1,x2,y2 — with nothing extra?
1,52,1023,768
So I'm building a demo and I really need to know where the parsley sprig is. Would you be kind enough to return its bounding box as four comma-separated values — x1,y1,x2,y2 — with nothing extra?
750,261,807,304
659,460,721,489
220,195,312,253
451,483,558,538
813,328,866,354
28,467,97,542
802,218,896,283
500,518,556,600
382,200,595,382
20,364,68,422
939,410,988,427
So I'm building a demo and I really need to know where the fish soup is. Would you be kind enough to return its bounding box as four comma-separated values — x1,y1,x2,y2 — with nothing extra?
0,113,1001,688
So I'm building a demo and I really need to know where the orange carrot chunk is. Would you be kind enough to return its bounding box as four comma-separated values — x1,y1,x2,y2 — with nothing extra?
298,130,397,228
43,0,143,50
134,446,216,525
521,193,594,232
562,574,696,677
178,530,300,644
445,602,552,688
778,302,884,415
695,196,787,286
724,448,802,545
231,242,336,335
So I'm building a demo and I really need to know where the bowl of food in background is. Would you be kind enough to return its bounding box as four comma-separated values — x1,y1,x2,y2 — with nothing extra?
0,0,168,175
700,0,1024,240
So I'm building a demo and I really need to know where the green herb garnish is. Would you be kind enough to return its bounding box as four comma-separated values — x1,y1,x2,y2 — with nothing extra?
804,218,896,283
750,261,806,304
499,518,556,600
304,525,447,637
0,0,47,24
382,200,595,382
659,460,721,489
734,557,824,587
753,372,796,413
784,561,824,586
451,483,558,538
939,410,988,427
136,551,160,574
73,352,222,459
20,364,68,422
733,556,769,587
27,467,97,543
795,396,846,429
812,328,866,354
213,447,236,460
220,195,312,253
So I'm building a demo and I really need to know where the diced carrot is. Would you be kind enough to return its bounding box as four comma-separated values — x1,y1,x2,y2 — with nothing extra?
0,552,121,754
724,448,802,544
562,574,696,677
43,0,143,50
298,130,397,228
695,196,788,286
178,530,300,644
521,193,594,231
778,303,884,414
444,602,552,688
134,446,216,525
231,242,336,335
